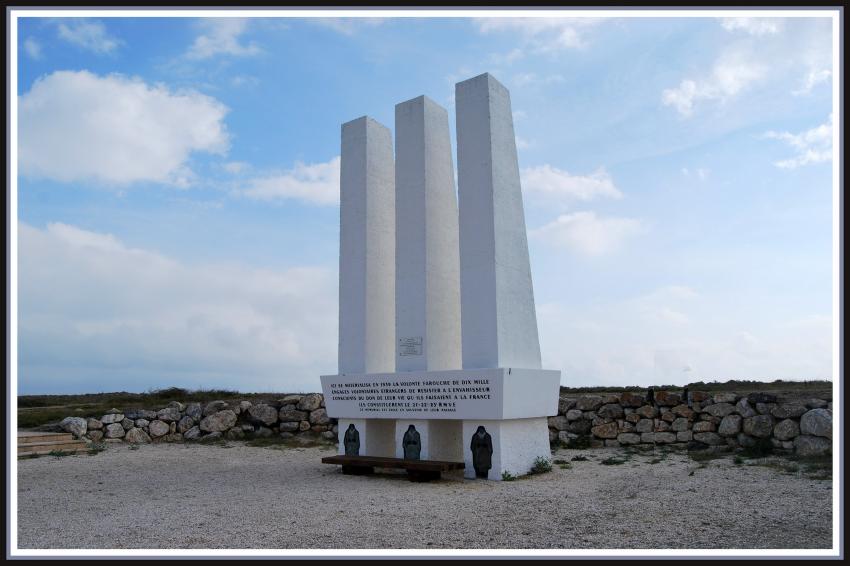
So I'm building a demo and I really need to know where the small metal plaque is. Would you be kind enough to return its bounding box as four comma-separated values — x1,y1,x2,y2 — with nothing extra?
398,337,423,356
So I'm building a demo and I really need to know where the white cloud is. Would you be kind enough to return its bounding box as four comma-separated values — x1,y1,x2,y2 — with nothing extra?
476,17,605,52
313,18,386,36
663,18,832,116
720,17,784,36
662,49,766,116
763,115,833,169
23,38,42,59
186,18,261,59
681,167,710,181
238,156,341,205
793,68,831,95
530,211,644,256
19,70,229,185
18,222,337,393
56,19,121,54
521,165,622,202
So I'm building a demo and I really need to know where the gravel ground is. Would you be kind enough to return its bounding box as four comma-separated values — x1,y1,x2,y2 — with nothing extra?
17,442,833,550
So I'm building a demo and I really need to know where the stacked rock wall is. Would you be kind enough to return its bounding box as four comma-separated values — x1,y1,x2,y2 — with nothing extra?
548,391,833,456
60,394,338,446
57,390,833,457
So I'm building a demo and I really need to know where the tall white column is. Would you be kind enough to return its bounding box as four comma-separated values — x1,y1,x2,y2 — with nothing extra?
338,116,396,375
395,96,462,372
456,73,542,371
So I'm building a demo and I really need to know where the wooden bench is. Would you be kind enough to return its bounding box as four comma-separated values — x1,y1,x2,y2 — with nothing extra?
321,455,464,482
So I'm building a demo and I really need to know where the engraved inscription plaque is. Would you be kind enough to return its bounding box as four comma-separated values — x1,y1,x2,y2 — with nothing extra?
398,336,423,356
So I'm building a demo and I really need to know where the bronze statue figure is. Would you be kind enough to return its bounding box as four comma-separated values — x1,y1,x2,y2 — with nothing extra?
343,423,360,456
470,425,493,478
402,424,421,460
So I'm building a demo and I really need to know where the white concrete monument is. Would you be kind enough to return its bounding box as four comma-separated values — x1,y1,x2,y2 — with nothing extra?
322,73,560,480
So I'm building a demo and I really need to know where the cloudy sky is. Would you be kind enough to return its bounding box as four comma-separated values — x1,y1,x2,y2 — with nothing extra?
15,11,836,394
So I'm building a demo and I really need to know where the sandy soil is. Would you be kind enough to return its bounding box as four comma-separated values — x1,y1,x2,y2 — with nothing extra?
16,442,833,550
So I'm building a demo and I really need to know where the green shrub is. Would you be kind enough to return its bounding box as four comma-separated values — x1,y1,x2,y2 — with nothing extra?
529,456,552,475
501,470,516,481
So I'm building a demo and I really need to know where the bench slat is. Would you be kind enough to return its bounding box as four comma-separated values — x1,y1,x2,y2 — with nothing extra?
322,455,464,472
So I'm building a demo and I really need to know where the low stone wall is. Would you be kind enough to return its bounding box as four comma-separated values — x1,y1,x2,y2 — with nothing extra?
548,391,833,456
56,390,833,458
59,394,339,445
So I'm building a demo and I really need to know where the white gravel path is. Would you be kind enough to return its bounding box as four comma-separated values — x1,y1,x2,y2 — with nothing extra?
16,442,832,550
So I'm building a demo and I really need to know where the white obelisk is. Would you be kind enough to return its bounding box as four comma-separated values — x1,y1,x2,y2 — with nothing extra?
393,95,463,461
456,73,550,478
337,116,396,456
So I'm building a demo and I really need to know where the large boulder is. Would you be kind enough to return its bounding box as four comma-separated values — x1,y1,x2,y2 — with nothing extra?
104,423,125,439
597,404,624,419
279,405,308,422
735,398,757,418
635,405,658,419
167,401,185,411
590,422,618,439
548,416,568,431
671,404,695,418
654,391,681,406
676,431,693,442
703,403,735,418
184,403,203,422
717,414,742,437
805,399,828,410
575,396,604,411
125,428,152,444
773,419,801,441
617,433,641,445
121,418,135,430
238,401,253,414
800,408,832,439
279,422,300,433
558,397,576,414
88,430,104,442
100,413,124,425
309,408,331,425
743,415,774,438
634,419,653,433
565,420,592,435
157,407,181,422
177,416,195,434
248,404,279,426
654,432,676,444
200,410,237,432
793,435,831,457
278,394,303,406
225,428,245,440
135,419,150,428
202,401,230,417
297,393,323,412
148,420,170,438
692,421,715,433
693,432,724,446
619,392,646,408
771,403,807,419
565,409,583,421
747,392,777,405
671,417,689,432
183,426,202,441
86,418,103,431
60,417,87,438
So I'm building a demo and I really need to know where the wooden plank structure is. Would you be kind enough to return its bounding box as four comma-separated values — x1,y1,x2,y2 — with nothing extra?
18,431,88,458
322,454,464,482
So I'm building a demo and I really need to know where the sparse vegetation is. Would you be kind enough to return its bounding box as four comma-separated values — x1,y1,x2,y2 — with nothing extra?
600,456,626,466
529,456,552,475
687,450,729,463
87,443,106,456
48,450,72,457
571,455,589,462
501,470,516,481
559,378,831,395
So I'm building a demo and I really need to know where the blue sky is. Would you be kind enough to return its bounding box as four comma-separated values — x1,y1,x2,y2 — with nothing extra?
15,13,836,394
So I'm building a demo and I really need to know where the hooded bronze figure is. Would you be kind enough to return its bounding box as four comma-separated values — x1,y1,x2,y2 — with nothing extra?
470,425,493,478
343,423,360,456
402,424,421,460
